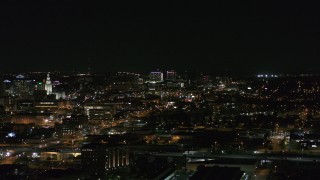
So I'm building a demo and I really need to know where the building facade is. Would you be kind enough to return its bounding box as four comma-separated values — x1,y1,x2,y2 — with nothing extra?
149,71,164,82
81,143,129,174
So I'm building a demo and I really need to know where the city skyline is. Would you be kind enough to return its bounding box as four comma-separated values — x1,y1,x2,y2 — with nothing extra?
1,67,320,179
2,1,320,179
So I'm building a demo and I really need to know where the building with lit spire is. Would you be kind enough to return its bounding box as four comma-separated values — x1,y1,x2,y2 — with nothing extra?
45,73,52,95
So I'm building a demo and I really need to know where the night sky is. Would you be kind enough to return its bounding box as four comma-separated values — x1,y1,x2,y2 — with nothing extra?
1,1,320,74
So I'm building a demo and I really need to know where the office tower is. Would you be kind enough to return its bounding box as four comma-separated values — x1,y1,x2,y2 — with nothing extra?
11,74,34,97
166,70,176,80
150,71,163,82
81,143,129,173
36,81,45,91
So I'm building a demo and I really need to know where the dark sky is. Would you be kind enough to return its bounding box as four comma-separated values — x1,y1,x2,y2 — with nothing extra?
1,1,320,74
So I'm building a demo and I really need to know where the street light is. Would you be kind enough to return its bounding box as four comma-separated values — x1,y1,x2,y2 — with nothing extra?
71,140,74,150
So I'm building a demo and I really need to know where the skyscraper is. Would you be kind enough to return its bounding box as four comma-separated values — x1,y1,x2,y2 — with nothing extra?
45,73,52,95
11,74,34,97
166,70,176,81
149,71,163,82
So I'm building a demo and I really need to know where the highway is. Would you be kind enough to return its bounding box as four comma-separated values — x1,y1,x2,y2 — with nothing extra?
0,155,18,164
150,152,320,163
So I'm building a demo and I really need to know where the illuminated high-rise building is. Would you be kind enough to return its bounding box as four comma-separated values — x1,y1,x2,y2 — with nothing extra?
45,73,52,95
166,70,176,80
36,81,45,91
11,74,34,97
149,71,163,82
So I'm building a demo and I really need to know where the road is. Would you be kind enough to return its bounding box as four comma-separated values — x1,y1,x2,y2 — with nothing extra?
252,169,270,180
0,154,19,164
151,152,320,163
